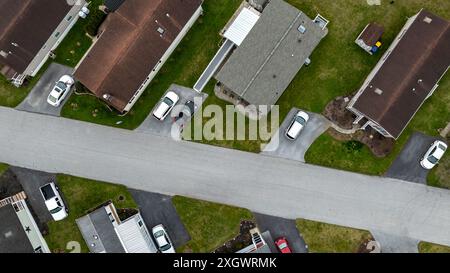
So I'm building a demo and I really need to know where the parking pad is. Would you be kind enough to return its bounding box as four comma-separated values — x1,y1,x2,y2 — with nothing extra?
129,189,190,249
262,108,330,162
385,132,444,184
16,63,74,116
136,84,208,140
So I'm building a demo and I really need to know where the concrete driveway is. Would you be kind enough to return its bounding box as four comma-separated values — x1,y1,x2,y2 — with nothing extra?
136,84,208,140
129,189,190,249
386,132,444,184
254,213,308,253
9,167,57,224
262,108,330,162
16,63,73,116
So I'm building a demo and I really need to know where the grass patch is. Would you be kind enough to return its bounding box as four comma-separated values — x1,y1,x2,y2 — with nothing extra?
172,196,253,253
296,219,373,253
0,61,50,107
418,242,450,253
0,163,9,177
45,175,137,253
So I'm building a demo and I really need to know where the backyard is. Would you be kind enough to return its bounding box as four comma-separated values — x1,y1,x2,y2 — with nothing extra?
296,219,374,253
45,175,137,253
172,196,254,253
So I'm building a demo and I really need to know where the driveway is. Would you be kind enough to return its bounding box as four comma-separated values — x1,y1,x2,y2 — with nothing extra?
9,167,56,224
2,107,450,247
372,231,419,253
386,132,443,184
254,213,308,253
262,108,330,162
136,84,208,140
16,63,73,116
129,189,190,249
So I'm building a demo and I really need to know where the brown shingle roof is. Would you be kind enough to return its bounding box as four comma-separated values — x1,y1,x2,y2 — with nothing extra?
0,0,71,74
352,10,450,138
74,0,202,112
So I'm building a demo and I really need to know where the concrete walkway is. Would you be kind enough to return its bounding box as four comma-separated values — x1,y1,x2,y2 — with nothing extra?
1,107,450,247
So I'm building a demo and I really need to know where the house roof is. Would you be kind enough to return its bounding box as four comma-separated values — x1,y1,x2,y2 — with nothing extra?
0,0,71,74
215,0,326,107
0,205,34,253
74,0,202,112
352,10,450,138
116,215,157,253
357,23,384,47
76,206,126,253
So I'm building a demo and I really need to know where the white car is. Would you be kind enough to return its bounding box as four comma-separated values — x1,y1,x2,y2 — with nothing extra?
47,75,74,107
420,140,447,170
285,111,310,140
152,91,179,121
39,182,68,221
152,224,175,253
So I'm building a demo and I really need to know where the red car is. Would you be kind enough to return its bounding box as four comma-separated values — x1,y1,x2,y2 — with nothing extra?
275,237,292,253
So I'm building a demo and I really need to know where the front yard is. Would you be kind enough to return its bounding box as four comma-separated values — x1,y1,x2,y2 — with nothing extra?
172,196,254,253
296,219,374,253
45,175,137,253
418,242,450,253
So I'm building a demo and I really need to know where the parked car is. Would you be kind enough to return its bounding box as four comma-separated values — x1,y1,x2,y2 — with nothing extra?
420,140,447,169
39,182,68,221
152,91,179,121
152,224,175,253
275,237,292,253
285,111,310,140
47,75,74,107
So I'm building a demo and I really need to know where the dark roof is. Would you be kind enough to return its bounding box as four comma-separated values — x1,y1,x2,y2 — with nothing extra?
0,0,71,74
76,206,125,253
352,10,450,138
0,205,34,253
74,0,202,112
105,0,126,12
358,23,384,46
215,0,326,106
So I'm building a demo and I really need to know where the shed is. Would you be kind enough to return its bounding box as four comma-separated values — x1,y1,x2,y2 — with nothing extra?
355,23,384,54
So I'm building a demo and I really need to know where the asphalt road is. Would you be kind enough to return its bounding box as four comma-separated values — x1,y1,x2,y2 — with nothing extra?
1,107,450,247
386,132,443,184
16,63,73,116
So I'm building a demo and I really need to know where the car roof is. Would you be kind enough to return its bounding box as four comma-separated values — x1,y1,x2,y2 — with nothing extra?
153,101,170,119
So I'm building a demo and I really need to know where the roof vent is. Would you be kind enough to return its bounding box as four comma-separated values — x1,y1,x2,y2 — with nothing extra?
298,25,306,34
374,88,383,95
423,17,433,24
157,27,165,35
0,50,8,58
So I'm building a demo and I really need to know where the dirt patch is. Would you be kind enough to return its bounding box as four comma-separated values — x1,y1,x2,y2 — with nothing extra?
213,220,256,253
323,96,355,130
324,96,395,157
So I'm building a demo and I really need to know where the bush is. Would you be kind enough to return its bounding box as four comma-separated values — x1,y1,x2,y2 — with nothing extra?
84,8,107,36
343,140,364,153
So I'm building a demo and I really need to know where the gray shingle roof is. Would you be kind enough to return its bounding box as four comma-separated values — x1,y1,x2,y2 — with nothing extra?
215,0,326,106
0,205,34,253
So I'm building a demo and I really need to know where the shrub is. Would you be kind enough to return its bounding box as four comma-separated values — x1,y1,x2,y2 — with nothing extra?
343,140,364,153
84,8,107,36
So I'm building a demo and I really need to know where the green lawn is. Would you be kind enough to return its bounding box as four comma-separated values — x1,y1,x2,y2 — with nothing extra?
172,196,253,253
296,219,373,253
45,175,137,253
61,0,243,129
418,242,450,253
0,163,8,177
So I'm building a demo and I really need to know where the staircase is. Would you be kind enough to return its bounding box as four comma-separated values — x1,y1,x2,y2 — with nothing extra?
11,73,26,87
0,191,27,209
250,228,265,249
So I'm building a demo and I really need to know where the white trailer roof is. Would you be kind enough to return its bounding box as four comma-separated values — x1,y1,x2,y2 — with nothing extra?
224,8,260,46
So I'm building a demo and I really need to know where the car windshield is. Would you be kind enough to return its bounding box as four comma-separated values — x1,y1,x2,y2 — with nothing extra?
154,230,164,238
427,155,439,164
295,116,306,125
50,206,63,214
160,241,171,251
56,81,66,90
278,242,287,249
48,95,57,103
163,97,174,106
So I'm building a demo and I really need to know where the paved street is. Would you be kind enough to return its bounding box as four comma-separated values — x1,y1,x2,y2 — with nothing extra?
16,63,73,116
1,107,450,247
